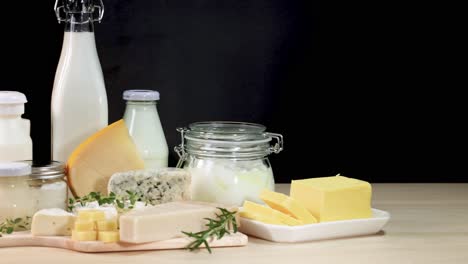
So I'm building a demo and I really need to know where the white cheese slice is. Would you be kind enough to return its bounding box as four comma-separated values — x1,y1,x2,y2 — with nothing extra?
119,201,237,243
31,208,76,236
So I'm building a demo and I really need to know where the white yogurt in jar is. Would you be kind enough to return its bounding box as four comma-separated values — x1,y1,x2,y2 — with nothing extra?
186,158,275,205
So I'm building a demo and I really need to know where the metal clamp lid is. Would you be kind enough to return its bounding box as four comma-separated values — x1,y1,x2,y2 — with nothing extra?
54,0,104,23
174,122,284,162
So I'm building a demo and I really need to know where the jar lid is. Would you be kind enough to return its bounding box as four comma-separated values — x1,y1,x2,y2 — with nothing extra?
21,161,65,180
176,121,283,159
0,162,31,177
0,91,27,115
123,90,160,101
186,122,269,142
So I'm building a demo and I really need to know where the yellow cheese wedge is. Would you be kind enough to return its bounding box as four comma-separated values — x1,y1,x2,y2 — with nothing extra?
67,120,145,197
77,210,106,222
242,201,303,226
96,219,118,231
291,176,372,222
239,211,284,225
98,231,120,243
71,230,97,241
260,189,317,224
74,219,95,231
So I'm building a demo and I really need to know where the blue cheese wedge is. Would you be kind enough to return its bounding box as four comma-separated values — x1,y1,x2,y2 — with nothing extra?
108,168,191,205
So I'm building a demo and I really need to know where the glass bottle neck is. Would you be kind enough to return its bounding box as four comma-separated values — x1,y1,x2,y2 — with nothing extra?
64,13,94,32
126,101,157,106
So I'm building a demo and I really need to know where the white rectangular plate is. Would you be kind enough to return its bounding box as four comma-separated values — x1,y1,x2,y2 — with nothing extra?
239,208,390,243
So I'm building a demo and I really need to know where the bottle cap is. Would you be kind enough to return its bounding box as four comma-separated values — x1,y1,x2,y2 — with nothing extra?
0,91,27,115
123,90,160,101
0,162,31,177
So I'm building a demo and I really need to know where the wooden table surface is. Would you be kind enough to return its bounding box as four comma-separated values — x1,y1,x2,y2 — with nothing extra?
1,183,467,264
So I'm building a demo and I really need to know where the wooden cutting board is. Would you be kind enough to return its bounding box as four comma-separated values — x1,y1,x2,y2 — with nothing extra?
0,231,248,253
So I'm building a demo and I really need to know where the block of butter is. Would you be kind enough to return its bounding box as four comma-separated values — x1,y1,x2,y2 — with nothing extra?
119,201,238,243
31,208,76,236
291,176,372,222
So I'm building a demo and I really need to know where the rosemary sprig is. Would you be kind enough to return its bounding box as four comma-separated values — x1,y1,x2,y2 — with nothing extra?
0,217,32,237
67,191,139,212
182,207,238,253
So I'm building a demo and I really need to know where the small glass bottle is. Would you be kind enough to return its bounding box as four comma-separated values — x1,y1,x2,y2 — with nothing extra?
0,162,34,229
123,90,169,169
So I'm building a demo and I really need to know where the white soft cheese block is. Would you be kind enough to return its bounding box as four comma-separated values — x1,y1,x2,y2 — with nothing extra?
31,208,76,236
108,168,191,205
119,201,238,243
73,201,118,221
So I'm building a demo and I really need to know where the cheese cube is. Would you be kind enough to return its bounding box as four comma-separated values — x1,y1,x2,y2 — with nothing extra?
98,231,120,243
260,190,317,224
77,210,106,221
291,176,372,222
242,201,302,226
71,230,97,241
119,202,238,243
74,220,95,231
96,220,118,231
31,209,76,236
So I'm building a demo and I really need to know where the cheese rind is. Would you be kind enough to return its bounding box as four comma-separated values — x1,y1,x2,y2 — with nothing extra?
119,202,238,243
260,190,317,224
67,120,145,197
31,209,76,236
108,168,191,205
242,201,302,226
291,176,372,222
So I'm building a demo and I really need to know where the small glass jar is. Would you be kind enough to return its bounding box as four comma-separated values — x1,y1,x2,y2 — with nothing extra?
0,162,34,229
175,122,283,206
25,161,68,212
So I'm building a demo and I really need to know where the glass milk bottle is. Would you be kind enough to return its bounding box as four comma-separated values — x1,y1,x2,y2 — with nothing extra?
123,90,169,168
0,91,33,162
51,0,108,162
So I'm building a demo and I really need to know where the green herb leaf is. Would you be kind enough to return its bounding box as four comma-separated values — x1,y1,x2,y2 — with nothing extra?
182,208,237,253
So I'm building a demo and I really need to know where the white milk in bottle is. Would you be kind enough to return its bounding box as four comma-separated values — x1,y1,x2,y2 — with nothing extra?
123,90,169,168
0,91,33,161
51,0,108,162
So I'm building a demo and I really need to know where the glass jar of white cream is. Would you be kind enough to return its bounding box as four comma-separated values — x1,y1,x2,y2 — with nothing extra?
0,162,34,228
175,122,283,206
25,161,68,212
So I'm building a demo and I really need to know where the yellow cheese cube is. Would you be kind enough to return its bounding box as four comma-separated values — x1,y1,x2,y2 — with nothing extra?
291,176,372,222
77,210,106,221
240,211,284,225
71,230,97,241
242,201,303,226
260,189,317,224
98,231,120,243
96,220,118,231
74,219,95,231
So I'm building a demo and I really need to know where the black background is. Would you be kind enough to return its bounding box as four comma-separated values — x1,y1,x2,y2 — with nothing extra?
3,1,463,183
